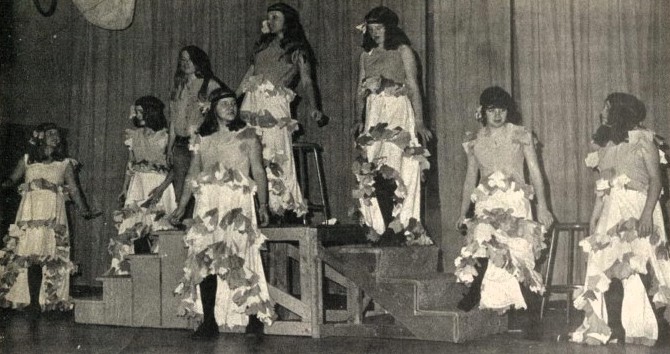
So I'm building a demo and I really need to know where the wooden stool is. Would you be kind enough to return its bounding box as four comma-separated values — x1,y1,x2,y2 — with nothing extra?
540,222,589,322
293,142,331,224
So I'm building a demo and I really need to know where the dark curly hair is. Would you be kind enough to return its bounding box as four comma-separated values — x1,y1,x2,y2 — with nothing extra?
253,3,315,68
170,45,227,102
592,92,646,147
133,96,167,132
361,6,411,52
198,88,247,137
27,122,67,164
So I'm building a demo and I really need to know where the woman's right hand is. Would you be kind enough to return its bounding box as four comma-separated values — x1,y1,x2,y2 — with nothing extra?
455,216,466,230
169,207,185,226
352,122,365,137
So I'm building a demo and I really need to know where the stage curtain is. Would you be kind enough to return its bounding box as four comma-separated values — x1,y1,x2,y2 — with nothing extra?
513,0,670,282
428,0,512,271
66,0,426,285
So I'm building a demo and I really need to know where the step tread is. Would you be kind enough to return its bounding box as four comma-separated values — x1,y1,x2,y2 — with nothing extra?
95,275,131,282
72,296,104,303
381,272,457,283
126,253,161,258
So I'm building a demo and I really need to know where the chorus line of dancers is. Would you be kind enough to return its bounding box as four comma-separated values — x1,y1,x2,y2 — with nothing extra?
0,3,669,346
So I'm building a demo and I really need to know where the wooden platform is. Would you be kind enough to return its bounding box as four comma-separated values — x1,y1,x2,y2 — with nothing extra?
74,225,507,342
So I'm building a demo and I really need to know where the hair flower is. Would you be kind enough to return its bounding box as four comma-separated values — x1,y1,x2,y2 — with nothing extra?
355,22,367,34
475,105,483,122
198,101,210,115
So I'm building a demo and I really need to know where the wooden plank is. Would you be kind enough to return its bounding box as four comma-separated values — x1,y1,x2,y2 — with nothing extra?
298,231,313,324
268,285,308,318
129,255,161,327
324,264,348,287
157,230,190,328
346,280,364,325
308,228,323,338
264,321,312,336
262,227,311,242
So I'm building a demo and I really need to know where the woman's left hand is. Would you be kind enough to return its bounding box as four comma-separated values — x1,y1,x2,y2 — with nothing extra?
143,187,164,208
259,205,270,227
638,210,654,237
537,205,554,227
415,121,433,144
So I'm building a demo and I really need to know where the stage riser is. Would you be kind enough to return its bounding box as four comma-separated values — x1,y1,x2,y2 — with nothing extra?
74,227,506,343
322,246,509,342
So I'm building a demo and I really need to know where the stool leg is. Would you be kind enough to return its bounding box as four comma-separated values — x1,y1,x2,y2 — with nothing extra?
566,230,575,324
313,148,330,220
297,147,308,225
540,228,559,320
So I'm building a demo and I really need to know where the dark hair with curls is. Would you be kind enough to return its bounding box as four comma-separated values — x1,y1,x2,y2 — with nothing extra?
27,122,67,164
253,3,315,68
198,88,247,137
133,96,167,132
592,92,646,147
170,45,227,102
361,6,411,52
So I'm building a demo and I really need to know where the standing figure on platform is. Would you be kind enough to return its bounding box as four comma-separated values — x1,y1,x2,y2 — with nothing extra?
170,88,274,339
168,45,228,220
0,123,98,313
352,6,432,245
454,86,553,314
570,93,670,346
237,2,326,222
107,96,177,276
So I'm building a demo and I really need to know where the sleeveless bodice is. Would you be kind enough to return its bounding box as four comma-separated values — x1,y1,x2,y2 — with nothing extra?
597,130,655,189
24,157,69,186
253,41,296,88
363,47,406,84
125,128,169,168
467,124,532,182
198,128,255,177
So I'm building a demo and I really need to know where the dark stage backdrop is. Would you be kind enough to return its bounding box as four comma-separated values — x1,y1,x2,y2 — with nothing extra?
2,0,670,287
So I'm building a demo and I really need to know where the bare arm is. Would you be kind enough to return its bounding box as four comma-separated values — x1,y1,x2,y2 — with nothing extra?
457,151,479,228
2,156,26,188
118,150,133,204
523,142,554,226
589,195,604,233
64,162,91,216
295,51,324,124
167,118,176,165
249,136,269,226
236,65,256,97
638,138,662,236
399,45,432,144
353,53,367,135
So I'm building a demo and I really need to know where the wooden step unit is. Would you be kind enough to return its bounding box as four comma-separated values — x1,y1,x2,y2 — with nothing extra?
74,226,507,342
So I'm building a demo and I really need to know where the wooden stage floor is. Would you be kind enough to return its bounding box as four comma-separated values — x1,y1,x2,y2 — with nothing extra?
1,305,669,353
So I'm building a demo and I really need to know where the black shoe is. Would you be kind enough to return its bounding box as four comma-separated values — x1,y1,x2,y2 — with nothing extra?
191,321,219,340
245,315,264,337
456,291,480,312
